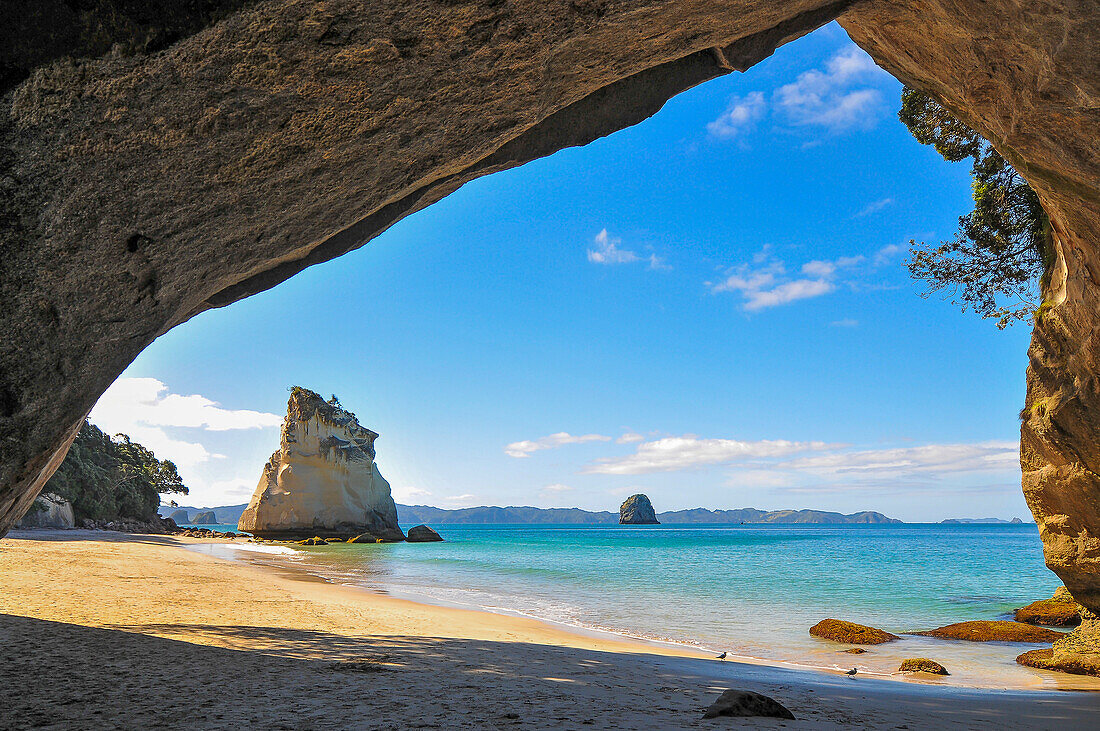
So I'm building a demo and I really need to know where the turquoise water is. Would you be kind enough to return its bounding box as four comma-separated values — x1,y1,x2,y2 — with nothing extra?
212,523,1099,689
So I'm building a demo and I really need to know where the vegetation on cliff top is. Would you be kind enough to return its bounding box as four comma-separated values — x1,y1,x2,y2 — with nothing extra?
43,420,188,522
900,88,1050,328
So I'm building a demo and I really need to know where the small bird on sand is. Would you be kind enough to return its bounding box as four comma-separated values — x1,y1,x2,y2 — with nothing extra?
845,668,858,677
716,652,727,660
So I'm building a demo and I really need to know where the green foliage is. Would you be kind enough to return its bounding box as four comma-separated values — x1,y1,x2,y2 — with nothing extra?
900,87,1050,328
43,421,188,522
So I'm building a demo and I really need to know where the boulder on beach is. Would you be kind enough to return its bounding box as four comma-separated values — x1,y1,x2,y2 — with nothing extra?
619,494,659,525
809,619,898,645
296,536,328,546
899,658,949,675
1016,648,1100,677
1015,586,1081,627
347,533,379,544
915,620,1062,643
238,388,405,542
192,510,217,524
407,525,443,542
701,690,795,720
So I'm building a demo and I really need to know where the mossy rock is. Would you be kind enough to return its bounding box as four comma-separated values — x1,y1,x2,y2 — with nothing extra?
899,658,949,675
842,648,867,654
1016,648,1100,677
915,620,1062,643
810,619,898,645
1014,586,1081,627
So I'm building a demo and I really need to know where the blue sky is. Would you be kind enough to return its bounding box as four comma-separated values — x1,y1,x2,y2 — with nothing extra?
90,23,1033,522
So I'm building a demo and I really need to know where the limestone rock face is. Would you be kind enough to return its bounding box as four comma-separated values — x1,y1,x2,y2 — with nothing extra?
15,493,73,528
619,494,659,525
238,388,404,542
168,509,190,524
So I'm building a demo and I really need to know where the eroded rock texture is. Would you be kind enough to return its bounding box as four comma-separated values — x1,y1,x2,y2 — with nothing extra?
238,388,403,541
1,0,1100,657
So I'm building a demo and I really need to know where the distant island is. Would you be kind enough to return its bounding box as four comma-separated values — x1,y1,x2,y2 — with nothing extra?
159,503,1041,526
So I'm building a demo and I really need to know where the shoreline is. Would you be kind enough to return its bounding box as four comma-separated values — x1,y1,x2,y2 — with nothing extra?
4,530,1100,729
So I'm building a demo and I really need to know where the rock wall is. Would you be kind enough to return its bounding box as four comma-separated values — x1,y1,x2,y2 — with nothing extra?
0,0,1098,642
15,493,74,529
238,388,403,541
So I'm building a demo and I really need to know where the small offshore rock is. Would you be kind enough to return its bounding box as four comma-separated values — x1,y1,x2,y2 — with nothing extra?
810,619,898,644
842,648,867,654
407,525,443,542
915,621,1062,643
619,494,659,525
702,690,795,720
899,658,949,675
1015,586,1081,627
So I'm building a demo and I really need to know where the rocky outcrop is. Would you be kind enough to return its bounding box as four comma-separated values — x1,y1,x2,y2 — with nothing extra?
899,658,949,675
915,621,1063,643
237,388,404,542
702,690,795,720
619,495,659,525
1015,586,1082,627
809,619,898,645
15,493,73,528
406,525,443,542
168,509,190,525
191,511,217,525
1017,645,1100,677
0,2,1098,671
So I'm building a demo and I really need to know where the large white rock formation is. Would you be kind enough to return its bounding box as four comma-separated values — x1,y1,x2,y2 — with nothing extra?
238,388,404,541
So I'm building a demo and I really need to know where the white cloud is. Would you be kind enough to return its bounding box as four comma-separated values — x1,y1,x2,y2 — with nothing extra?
584,436,838,475
708,250,863,311
588,229,669,271
392,486,433,502
539,484,574,499
778,441,1019,477
617,432,645,444
855,198,894,217
207,477,257,498
444,493,477,503
588,229,639,264
505,432,612,458
89,377,282,468
707,91,766,139
774,46,888,132
829,318,859,328
874,243,904,266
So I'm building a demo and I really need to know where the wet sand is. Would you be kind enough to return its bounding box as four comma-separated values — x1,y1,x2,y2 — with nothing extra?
2,530,1099,729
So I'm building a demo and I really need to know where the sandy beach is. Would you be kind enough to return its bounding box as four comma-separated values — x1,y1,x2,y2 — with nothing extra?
2,531,1099,730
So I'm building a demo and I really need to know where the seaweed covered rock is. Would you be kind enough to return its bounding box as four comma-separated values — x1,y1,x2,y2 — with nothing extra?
899,658,949,675
915,621,1062,643
238,388,404,542
619,494,659,525
1015,587,1081,627
1016,648,1100,677
810,619,898,645
406,525,443,542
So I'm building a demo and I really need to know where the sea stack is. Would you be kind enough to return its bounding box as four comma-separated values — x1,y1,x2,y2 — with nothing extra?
238,387,405,541
619,494,659,525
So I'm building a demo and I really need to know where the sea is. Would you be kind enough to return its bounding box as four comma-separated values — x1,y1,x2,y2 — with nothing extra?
187,522,1100,690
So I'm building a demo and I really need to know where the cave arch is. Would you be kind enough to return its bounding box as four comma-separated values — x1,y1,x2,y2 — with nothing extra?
2,0,1100,649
